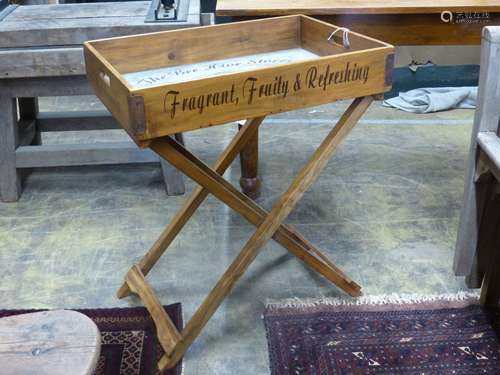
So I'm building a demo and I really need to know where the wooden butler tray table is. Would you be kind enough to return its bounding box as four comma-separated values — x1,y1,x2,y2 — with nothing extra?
84,15,394,371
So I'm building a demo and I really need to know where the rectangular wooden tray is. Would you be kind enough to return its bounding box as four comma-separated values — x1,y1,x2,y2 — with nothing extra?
84,15,394,144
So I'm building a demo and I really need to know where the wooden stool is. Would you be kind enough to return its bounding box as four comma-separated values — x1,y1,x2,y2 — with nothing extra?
0,310,101,375
84,15,394,371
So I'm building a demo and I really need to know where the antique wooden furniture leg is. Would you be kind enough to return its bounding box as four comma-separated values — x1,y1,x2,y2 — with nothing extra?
464,151,495,288
0,95,21,202
479,183,500,310
454,27,500,280
464,171,495,288
474,148,500,310
239,124,260,199
18,98,41,146
0,96,44,202
160,133,186,195
118,96,371,371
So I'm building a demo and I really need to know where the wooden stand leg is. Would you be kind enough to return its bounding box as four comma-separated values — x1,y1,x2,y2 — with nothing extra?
160,133,186,196
151,134,361,297
119,97,373,371
117,117,266,298
0,95,21,202
125,265,181,355
156,96,373,370
239,124,260,199
480,242,500,310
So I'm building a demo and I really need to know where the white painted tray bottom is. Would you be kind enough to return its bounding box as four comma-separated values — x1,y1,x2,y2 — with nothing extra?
123,48,320,88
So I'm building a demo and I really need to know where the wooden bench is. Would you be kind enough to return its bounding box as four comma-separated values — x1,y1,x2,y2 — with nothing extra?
453,27,500,309
0,1,203,202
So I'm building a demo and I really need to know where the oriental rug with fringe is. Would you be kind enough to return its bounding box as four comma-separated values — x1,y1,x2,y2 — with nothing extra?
264,293,500,374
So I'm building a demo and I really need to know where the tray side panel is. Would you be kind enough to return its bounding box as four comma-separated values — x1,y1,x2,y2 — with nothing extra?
135,47,394,139
90,16,300,75
84,43,136,138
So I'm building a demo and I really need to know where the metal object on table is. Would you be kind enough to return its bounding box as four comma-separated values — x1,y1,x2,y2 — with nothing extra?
157,0,176,20
145,0,190,22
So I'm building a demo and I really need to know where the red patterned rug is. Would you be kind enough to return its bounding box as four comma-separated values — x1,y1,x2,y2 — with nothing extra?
0,304,182,375
264,293,500,374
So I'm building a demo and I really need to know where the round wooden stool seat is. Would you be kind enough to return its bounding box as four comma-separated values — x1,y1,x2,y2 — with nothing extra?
0,310,101,375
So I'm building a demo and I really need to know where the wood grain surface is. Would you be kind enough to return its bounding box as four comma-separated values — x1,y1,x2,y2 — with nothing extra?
216,0,500,45
0,310,101,375
0,1,200,49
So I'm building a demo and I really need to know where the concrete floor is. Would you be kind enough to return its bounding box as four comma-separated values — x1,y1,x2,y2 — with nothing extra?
0,97,475,374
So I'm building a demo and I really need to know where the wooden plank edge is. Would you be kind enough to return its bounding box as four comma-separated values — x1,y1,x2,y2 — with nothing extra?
215,3,500,16
478,132,500,172
15,142,159,168
37,110,118,132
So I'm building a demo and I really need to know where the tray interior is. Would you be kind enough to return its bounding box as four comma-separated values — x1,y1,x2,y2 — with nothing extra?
89,16,388,90
123,48,320,88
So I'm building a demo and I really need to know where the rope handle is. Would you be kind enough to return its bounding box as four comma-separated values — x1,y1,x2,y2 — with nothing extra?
327,27,351,49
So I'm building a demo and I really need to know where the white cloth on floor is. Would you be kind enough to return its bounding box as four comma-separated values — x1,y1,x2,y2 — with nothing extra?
383,87,477,113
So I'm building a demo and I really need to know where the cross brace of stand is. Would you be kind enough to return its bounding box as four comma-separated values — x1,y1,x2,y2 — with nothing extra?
118,96,373,371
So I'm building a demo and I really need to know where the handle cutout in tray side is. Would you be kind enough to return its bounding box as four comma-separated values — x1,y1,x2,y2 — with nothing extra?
99,71,111,87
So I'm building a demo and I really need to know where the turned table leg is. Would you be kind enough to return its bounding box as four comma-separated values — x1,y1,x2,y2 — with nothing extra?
480,244,500,310
479,187,500,310
480,219,500,310
160,133,185,196
238,124,260,199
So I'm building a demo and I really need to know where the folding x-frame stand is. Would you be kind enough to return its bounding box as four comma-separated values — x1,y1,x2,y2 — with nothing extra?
117,96,373,371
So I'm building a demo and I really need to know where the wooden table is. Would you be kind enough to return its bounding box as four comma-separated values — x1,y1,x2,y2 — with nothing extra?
0,1,202,202
216,0,500,198
217,0,500,45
